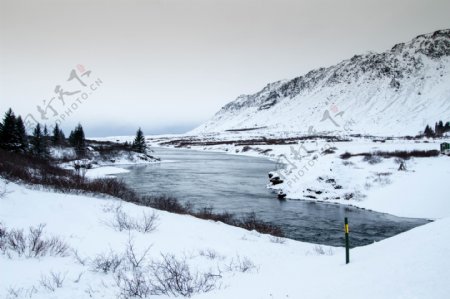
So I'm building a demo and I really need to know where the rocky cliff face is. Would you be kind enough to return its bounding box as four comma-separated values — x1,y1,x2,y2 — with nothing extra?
191,29,450,136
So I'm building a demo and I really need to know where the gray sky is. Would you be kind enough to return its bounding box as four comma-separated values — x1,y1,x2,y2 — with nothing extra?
1,0,450,137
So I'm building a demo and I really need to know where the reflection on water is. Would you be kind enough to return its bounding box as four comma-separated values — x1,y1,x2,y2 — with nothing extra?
117,147,429,247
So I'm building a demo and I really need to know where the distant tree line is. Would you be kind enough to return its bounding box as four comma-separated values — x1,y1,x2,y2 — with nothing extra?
424,120,450,137
0,108,87,158
0,108,147,159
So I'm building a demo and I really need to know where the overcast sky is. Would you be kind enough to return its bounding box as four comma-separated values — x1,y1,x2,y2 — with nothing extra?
1,0,450,137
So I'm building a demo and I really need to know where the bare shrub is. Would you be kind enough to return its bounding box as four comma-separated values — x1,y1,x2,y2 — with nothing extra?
312,245,334,256
373,172,392,186
194,207,234,224
1,224,69,258
114,235,220,298
142,197,284,237
113,236,153,299
6,229,26,256
112,207,136,232
150,253,220,297
6,286,38,299
0,149,140,202
363,155,382,164
341,150,440,160
72,249,88,266
198,248,224,260
91,250,124,274
110,206,158,233
225,255,257,273
124,237,152,270
28,225,69,258
6,287,22,299
237,212,284,237
40,271,66,292
115,268,152,299
141,195,192,214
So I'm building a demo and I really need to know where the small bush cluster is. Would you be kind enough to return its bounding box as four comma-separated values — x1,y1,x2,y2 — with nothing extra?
340,150,440,160
0,223,69,258
89,238,221,298
39,271,66,292
140,195,191,214
224,255,257,273
198,248,224,260
6,286,38,298
110,206,158,233
363,155,382,164
311,245,334,256
140,196,284,237
0,148,140,202
149,253,220,297
91,250,124,274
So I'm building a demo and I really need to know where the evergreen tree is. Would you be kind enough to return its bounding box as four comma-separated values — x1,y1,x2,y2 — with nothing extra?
0,108,19,151
445,121,450,133
424,125,434,137
30,123,49,157
434,121,445,137
42,124,50,150
52,123,65,146
69,123,86,157
59,129,66,142
43,124,49,137
132,128,147,153
15,116,29,152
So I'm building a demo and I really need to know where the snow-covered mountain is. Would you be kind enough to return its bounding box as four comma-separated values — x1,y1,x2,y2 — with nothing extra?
191,29,450,136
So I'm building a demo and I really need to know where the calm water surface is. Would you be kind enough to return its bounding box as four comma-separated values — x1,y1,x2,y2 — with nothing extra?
117,147,429,247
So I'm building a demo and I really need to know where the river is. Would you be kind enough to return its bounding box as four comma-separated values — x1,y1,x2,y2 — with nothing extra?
117,147,429,247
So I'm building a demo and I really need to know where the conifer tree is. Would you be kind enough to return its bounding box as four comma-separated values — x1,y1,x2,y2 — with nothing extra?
424,125,434,137
30,123,49,157
43,124,49,137
15,116,29,152
436,120,444,136
0,108,19,151
69,123,86,157
132,128,147,153
52,123,65,146
445,121,450,133
59,129,66,142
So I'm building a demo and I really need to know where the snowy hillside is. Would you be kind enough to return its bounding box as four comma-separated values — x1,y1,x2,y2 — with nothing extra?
191,29,450,136
1,178,450,299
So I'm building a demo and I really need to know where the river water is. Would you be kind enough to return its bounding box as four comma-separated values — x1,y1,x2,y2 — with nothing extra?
117,147,429,247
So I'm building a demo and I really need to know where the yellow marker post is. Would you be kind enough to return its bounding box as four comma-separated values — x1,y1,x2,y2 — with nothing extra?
345,217,350,264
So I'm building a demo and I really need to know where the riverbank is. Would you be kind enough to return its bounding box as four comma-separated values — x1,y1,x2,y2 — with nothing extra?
138,134,450,220
1,177,449,298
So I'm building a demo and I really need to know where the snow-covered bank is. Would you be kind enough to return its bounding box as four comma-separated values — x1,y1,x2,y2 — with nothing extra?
1,179,449,298
144,134,450,220
54,141,161,180
84,166,130,179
